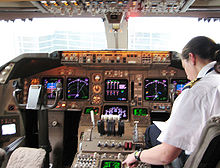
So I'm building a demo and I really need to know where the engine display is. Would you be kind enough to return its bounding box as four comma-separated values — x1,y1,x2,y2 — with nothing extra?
171,79,189,95
144,79,168,101
101,160,121,168
133,108,148,116
67,77,89,99
104,79,128,101
103,105,128,120
42,77,63,99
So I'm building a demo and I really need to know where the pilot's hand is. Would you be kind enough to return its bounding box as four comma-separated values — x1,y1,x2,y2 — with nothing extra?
122,153,138,168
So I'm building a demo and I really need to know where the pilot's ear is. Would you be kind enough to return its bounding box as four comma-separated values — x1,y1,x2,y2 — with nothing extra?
188,52,196,65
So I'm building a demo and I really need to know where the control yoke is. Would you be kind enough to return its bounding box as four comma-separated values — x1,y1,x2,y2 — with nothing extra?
13,81,62,110
12,80,62,168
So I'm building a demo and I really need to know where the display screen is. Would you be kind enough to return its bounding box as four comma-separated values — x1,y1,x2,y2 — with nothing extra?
144,79,168,101
171,79,189,95
103,105,128,120
101,160,121,168
105,79,128,101
133,108,148,116
67,77,89,99
84,107,99,115
42,77,63,99
2,124,16,135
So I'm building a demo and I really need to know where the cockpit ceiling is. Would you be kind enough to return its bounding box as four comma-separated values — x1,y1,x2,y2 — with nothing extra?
0,0,220,21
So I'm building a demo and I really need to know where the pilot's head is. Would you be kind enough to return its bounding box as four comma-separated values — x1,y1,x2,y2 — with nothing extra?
181,36,220,80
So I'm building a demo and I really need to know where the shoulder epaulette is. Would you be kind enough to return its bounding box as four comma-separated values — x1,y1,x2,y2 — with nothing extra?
182,78,201,91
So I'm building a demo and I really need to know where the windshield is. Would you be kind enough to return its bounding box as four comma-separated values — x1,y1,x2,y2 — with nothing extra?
0,18,106,66
1,17,220,66
128,17,220,52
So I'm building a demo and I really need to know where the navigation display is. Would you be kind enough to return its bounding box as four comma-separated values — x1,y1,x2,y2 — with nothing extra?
103,105,128,120
144,79,168,101
67,77,89,99
171,79,189,95
101,160,121,168
105,79,128,101
42,77,63,99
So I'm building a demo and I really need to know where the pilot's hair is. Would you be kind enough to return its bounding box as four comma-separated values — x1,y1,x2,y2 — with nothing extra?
182,36,220,73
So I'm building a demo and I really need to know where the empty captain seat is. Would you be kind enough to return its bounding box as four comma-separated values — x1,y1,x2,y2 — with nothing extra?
183,116,220,168
6,147,46,168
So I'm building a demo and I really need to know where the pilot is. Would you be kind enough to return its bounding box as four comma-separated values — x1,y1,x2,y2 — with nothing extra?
122,36,220,167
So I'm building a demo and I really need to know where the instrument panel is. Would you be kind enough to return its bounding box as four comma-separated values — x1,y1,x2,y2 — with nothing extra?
0,50,188,168
20,50,188,126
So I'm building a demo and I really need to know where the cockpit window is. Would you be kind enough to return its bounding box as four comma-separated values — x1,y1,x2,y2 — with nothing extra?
0,18,106,66
128,17,220,52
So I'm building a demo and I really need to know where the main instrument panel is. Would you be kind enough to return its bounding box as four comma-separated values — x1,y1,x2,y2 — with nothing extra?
21,50,186,113
0,50,188,168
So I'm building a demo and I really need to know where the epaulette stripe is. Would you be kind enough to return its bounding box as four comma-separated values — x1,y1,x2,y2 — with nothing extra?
182,78,201,91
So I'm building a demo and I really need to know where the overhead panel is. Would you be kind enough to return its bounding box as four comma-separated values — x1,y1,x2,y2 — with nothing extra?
39,0,186,16
0,0,220,20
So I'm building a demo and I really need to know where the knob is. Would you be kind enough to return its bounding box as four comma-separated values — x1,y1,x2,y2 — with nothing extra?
93,152,97,158
104,142,108,147
111,143,115,147
94,74,101,82
1,71,7,76
117,142,122,148
52,121,58,127
117,153,122,159
5,65,12,71
102,153,107,158
97,141,102,147
0,78,4,83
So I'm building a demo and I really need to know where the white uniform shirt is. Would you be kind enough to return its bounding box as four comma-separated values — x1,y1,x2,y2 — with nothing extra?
157,61,220,154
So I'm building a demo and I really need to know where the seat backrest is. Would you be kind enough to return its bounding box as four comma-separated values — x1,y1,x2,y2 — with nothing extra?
6,147,46,168
183,116,220,168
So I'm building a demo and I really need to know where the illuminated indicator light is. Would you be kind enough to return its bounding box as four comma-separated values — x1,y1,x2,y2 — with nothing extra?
64,2,69,6
54,3,58,6
44,3,48,6
31,79,40,85
62,103,66,107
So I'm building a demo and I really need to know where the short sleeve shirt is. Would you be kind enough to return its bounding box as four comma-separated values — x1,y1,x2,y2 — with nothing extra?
157,61,220,154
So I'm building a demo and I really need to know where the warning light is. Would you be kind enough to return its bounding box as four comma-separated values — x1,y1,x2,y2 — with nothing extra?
31,78,40,85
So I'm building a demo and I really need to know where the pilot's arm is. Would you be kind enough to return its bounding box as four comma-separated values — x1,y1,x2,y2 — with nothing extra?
122,142,182,167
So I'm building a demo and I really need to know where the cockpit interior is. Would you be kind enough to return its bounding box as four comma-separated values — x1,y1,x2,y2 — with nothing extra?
0,1,220,168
